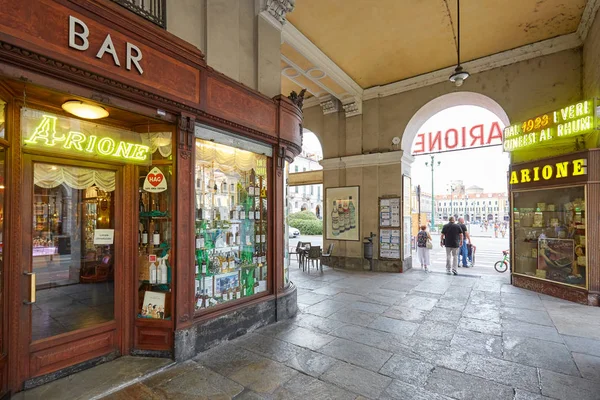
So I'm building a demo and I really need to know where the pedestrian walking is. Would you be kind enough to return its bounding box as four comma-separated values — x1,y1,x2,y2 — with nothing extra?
416,225,432,272
458,217,472,268
441,216,463,275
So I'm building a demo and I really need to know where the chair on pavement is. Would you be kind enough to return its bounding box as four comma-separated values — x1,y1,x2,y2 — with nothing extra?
289,242,302,266
321,243,334,270
305,246,321,273
299,242,311,270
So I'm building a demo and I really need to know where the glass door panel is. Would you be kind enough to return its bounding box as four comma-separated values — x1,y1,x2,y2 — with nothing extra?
32,163,116,342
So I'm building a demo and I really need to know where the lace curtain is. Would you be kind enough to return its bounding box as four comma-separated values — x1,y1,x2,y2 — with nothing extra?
34,164,116,192
196,140,259,173
143,132,172,158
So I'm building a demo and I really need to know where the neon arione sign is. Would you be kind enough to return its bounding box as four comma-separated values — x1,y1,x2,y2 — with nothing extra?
22,112,150,164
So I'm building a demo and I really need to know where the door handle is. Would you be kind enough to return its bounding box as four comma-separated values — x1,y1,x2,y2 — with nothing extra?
23,272,36,305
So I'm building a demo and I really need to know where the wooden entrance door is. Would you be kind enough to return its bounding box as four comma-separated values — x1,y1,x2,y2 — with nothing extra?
19,155,124,382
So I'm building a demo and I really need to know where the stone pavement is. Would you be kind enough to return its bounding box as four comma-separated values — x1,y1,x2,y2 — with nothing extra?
20,263,600,399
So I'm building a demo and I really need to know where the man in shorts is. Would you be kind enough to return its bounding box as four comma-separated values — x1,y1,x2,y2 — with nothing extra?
441,216,463,275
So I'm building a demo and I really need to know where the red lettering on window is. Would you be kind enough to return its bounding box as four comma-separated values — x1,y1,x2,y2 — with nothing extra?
469,124,484,146
445,128,458,149
429,131,442,152
413,133,425,154
487,121,503,145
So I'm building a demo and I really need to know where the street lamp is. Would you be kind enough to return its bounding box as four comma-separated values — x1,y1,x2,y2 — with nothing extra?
448,184,456,218
425,155,440,231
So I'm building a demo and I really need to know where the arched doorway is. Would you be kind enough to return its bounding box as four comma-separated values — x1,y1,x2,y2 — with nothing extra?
404,92,511,272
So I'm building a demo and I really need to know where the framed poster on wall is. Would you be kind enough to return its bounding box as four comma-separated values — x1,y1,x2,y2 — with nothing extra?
325,186,360,241
379,196,401,260
402,175,412,260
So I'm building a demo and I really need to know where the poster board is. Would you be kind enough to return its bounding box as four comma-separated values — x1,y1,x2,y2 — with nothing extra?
379,196,401,260
325,186,360,241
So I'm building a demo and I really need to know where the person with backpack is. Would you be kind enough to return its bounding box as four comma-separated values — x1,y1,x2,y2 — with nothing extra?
416,225,432,272
441,216,464,275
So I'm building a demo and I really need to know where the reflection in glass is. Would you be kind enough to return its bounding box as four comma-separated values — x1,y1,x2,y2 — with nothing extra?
0,100,5,139
194,139,269,311
32,164,115,341
512,186,586,288
0,148,5,350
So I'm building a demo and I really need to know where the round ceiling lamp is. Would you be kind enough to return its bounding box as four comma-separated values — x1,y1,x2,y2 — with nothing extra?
61,100,109,119
449,0,469,87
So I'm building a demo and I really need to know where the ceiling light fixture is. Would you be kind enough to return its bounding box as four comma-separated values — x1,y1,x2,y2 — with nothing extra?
61,100,109,119
449,0,469,87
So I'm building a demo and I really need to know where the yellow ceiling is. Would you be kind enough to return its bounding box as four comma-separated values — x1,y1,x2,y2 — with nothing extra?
286,0,587,88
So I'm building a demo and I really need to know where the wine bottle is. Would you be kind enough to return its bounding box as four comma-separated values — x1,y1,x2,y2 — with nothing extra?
142,227,149,244
349,196,356,229
195,259,199,275
153,229,160,245
331,201,340,236
139,190,145,213
201,258,207,275
255,203,260,220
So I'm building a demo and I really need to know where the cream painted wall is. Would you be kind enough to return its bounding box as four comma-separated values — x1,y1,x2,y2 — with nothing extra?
308,49,583,268
167,0,281,98
583,8,600,99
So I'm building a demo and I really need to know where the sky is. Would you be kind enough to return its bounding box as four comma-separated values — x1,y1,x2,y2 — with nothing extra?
411,105,510,196
301,105,509,195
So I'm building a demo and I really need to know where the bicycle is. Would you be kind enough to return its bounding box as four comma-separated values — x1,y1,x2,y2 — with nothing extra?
494,250,510,273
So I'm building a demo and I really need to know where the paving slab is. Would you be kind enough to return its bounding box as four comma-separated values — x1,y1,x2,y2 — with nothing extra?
235,334,301,363
451,328,502,358
501,319,563,343
304,299,347,317
501,292,545,310
572,352,600,381
370,316,420,336
462,304,500,323
329,324,413,354
295,313,346,333
416,320,457,342
318,338,393,372
329,308,378,327
411,339,470,372
283,346,338,378
503,335,580,376
12,356,173,400
458,317,502,336
347,300,389,314
321,362,392,399
272,372,356,400
194,345,267,376
379,354,434,386
465,353,540,393
276,326,336,350
384,305,429,322
424,367,514,400
539,368,600,400
379,379,454,400
228,358,298,394
513,389,554,400
501,307,554,326
562,334,600,357
426,308,463,324
297,292,331,305
396,295,439,311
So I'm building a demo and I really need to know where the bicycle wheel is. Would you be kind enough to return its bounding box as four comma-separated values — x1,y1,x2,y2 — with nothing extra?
494,260,508,273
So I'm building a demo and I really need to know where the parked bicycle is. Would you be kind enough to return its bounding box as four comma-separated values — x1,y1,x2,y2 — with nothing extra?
494,250,510,273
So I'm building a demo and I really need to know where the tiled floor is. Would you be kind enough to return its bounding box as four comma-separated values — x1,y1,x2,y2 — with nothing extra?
20,262,600,399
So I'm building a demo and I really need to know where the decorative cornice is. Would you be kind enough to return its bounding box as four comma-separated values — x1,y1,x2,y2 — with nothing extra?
342,98,362,118
260,0,295,31
320,151,403,170
319,95,340,115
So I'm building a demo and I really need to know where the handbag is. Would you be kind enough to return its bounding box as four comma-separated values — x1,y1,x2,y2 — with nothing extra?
426,239,433,250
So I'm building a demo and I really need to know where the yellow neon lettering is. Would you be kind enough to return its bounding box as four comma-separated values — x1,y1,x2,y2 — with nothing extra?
520,169,531,183
510,172,519,184
114,141,135,158
132,144,150,160
86,135,98,153
572,159,587,176
533,167,540,181
542,165,553,180
555,162,569,178
25,115,58,146
63,131,86,151
97,137,116,155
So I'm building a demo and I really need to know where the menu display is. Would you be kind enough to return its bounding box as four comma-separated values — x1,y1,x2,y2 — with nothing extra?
379,196,401,260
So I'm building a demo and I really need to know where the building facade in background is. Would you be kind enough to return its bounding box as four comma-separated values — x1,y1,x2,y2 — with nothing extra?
288,150,323,217
435,184,509,222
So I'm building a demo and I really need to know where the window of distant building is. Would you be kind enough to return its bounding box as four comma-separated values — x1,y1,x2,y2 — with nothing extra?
294,166,298,173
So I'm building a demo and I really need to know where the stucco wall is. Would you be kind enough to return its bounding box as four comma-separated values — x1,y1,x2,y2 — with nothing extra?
167,0,281,98
583,7,600,99
306,49,583,268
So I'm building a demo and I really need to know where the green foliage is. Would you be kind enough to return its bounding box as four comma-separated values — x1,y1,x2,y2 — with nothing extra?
289,219,323,235
288,211,318,221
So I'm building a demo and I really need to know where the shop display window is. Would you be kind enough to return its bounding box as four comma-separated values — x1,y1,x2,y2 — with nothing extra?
512,186,586,288
194,138,269,312
137,132,174,320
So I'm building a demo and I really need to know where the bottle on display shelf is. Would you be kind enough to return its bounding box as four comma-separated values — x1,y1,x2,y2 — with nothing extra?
201,257,207,275
349,196,356,229
142,227,149,245
255,203,260,220
149,260,157,284
195,228,205,249
331,201,340,236
153,229,160,246
159,256,168,284
240,206,246,220
195,259,200,275
139,190,145,213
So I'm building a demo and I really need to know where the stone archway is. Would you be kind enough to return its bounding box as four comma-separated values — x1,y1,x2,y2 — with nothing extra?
401,91,510,155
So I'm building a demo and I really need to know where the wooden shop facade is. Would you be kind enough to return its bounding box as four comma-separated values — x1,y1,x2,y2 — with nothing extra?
0,0,302,394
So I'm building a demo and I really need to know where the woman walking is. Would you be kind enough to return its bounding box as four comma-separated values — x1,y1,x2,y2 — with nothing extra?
417,225,432,272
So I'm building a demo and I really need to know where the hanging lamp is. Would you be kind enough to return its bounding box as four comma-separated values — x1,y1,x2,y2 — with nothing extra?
449,0,470,87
